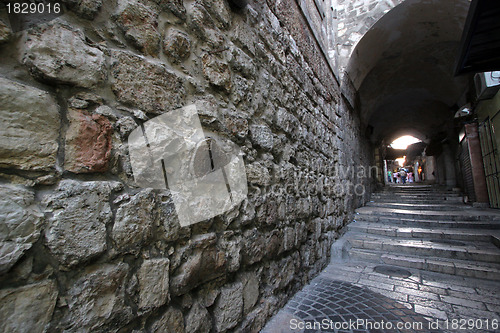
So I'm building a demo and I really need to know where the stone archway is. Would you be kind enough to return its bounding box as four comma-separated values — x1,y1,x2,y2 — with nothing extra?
334,0,405,74
344,0,472,145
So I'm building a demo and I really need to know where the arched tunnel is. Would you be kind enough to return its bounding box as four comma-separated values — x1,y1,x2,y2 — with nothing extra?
346,0,472,188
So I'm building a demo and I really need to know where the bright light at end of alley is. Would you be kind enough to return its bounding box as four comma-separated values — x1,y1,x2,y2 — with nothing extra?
389,135,421,150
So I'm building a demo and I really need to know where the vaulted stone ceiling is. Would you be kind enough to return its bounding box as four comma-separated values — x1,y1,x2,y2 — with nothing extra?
346,0,472,144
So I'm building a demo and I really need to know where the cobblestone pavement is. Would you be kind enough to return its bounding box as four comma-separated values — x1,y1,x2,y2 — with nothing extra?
262,260,500,333
263,276,438,333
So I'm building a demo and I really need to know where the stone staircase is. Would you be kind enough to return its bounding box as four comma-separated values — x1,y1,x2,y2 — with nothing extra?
341,185,500,281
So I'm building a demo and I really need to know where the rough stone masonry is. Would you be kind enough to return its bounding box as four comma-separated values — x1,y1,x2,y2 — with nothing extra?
0,0,372,332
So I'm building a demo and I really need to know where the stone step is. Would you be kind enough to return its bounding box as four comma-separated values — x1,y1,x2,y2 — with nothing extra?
372,192,462,198
369,197,463,204
346,233,500,263
370,196,463,204
349,249,500,280
347,221,495,242
354,216,500,229
355,206,500,222
365,202,472,211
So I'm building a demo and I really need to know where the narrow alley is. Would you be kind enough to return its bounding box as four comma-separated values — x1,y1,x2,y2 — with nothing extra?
0,0,499,332
264,184,500,332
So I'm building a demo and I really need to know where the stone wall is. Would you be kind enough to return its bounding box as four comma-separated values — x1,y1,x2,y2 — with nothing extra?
0,0,372,332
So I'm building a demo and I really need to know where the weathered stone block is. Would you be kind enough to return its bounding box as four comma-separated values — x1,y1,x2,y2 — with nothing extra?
219,233,241,272
163,29,191,63
111,189,156,254
230,47,256,78
0,281,58,333
115,116,137,138
283,226,296,251
64,262,132,332
63,0,103,19
158,193,187,242
187,3,216,41
152,0,186,20
65,106,112,173
171,233,227,295
0,77,59,171
232,75,251,105
115,0,160,56
202,53,232,93
22,22,106,88
250,124,274,150
111,50,185,114
274,107,299,135
185,301,211,333
230,21,258,55
240,271,259,315
213,282,243,332
224,115,249,139
137,258,170,310
266,258,294,290
242,228,265,265
199,0,232,29
150,307,185,333
0,185,44,274
246,162,271,186
43,180,120,267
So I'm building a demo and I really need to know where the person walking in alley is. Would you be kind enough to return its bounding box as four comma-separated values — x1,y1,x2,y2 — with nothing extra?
388,170,392,183
408,171,414,183
399,169,407,184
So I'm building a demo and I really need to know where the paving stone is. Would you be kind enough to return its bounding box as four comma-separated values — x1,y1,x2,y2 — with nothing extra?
440,295,486,310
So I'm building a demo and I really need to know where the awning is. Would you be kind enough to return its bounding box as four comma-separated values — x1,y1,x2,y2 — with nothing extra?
455,0,500,75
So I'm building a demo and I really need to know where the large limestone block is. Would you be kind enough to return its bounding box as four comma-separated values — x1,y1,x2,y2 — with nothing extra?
111,189,156,254
213,282,243,332
110,50,185,114
64,262,132,332
137,258,170,310
170,233,227,295
42,180,121,267
0,77,59,171
185,301,211,333
0,280,58,333
114,0,160,56
22,22,106,88
150,307,185,333
0,185,44,274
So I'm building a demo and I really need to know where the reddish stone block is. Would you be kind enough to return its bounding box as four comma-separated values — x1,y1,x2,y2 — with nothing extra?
65,108,112,173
